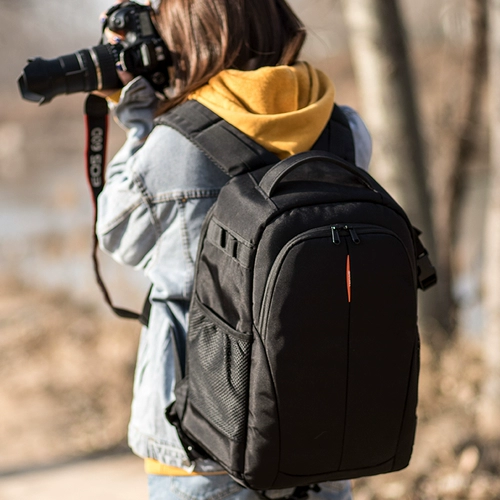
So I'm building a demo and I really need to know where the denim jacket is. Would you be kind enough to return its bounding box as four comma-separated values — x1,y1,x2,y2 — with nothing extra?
96,76,372,471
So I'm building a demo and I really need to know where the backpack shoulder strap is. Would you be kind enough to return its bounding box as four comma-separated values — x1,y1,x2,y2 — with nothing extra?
155,100,280,177
156,101,357,173
312,105,356,165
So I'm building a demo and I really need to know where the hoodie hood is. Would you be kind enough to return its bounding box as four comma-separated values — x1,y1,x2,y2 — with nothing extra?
189,62,335,159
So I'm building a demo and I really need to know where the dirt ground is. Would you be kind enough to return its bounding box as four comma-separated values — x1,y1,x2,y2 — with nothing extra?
0,276,500,500
0,455,147,500
0,276,140,472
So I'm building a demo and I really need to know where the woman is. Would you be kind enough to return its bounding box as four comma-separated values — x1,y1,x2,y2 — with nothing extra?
97,0,371,498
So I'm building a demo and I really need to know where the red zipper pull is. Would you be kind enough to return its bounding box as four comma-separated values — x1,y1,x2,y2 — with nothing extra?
346,254,352,303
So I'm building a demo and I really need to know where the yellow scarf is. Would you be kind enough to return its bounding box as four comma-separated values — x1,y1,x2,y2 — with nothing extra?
190,62,335,159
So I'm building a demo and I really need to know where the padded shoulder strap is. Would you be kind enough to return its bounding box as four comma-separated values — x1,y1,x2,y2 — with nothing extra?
155,100,279,177
156,100,356,175
312,105,356,165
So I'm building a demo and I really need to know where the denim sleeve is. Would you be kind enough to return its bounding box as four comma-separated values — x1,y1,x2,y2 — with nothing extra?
96,77,166,268
339,105,372,171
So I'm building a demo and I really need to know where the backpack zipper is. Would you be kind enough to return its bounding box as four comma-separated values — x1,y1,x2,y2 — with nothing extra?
331,225,361,245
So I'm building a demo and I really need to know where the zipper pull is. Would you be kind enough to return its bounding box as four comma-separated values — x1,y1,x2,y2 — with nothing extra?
331,226,341,245
345,226,361,244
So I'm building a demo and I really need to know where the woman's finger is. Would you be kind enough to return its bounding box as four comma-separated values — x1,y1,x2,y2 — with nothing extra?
104,27,126,44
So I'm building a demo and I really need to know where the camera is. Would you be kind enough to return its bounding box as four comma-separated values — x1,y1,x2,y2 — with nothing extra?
18,1,172,104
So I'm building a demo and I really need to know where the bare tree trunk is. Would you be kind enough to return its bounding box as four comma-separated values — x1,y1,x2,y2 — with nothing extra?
479,0,500,439
434,0,487,335
340,0,443,330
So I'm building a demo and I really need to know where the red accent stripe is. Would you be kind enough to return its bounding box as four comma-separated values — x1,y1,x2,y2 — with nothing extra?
346,254,351,303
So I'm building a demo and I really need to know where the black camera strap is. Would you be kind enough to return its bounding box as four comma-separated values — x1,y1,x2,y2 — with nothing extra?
84,94,142,322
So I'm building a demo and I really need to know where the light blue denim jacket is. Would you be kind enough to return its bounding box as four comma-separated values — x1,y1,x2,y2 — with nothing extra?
96,76,372,472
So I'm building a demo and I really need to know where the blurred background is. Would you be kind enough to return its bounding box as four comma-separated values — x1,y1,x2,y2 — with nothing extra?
0,0,497,499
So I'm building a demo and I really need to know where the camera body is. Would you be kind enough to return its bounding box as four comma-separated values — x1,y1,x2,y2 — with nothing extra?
106,2,171,88
18,1,172,104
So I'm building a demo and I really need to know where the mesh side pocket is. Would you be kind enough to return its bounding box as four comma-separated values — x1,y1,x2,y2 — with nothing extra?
188,302,252,442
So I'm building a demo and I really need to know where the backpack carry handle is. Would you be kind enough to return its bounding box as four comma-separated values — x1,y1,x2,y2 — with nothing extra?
259,151,375,198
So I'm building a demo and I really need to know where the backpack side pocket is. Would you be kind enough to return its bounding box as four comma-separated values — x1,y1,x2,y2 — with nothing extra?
188,298,253,443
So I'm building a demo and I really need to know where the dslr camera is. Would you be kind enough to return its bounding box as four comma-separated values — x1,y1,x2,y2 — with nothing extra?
18,1,172,104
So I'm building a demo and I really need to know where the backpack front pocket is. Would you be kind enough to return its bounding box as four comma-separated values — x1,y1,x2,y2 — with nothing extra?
258,224,418,475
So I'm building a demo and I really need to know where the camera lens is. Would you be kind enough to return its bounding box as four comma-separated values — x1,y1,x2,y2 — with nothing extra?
18,44,122,104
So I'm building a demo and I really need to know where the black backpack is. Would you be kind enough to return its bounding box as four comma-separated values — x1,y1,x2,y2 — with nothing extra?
155,100,437,491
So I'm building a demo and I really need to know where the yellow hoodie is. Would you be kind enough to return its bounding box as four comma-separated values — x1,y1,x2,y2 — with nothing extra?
190,62,335,159
145,62,335,478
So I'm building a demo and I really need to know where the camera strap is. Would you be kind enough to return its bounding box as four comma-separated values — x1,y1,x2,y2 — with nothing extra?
84,94,143,322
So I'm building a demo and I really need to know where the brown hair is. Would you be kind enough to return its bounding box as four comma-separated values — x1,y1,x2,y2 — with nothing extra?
155,0,306,112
